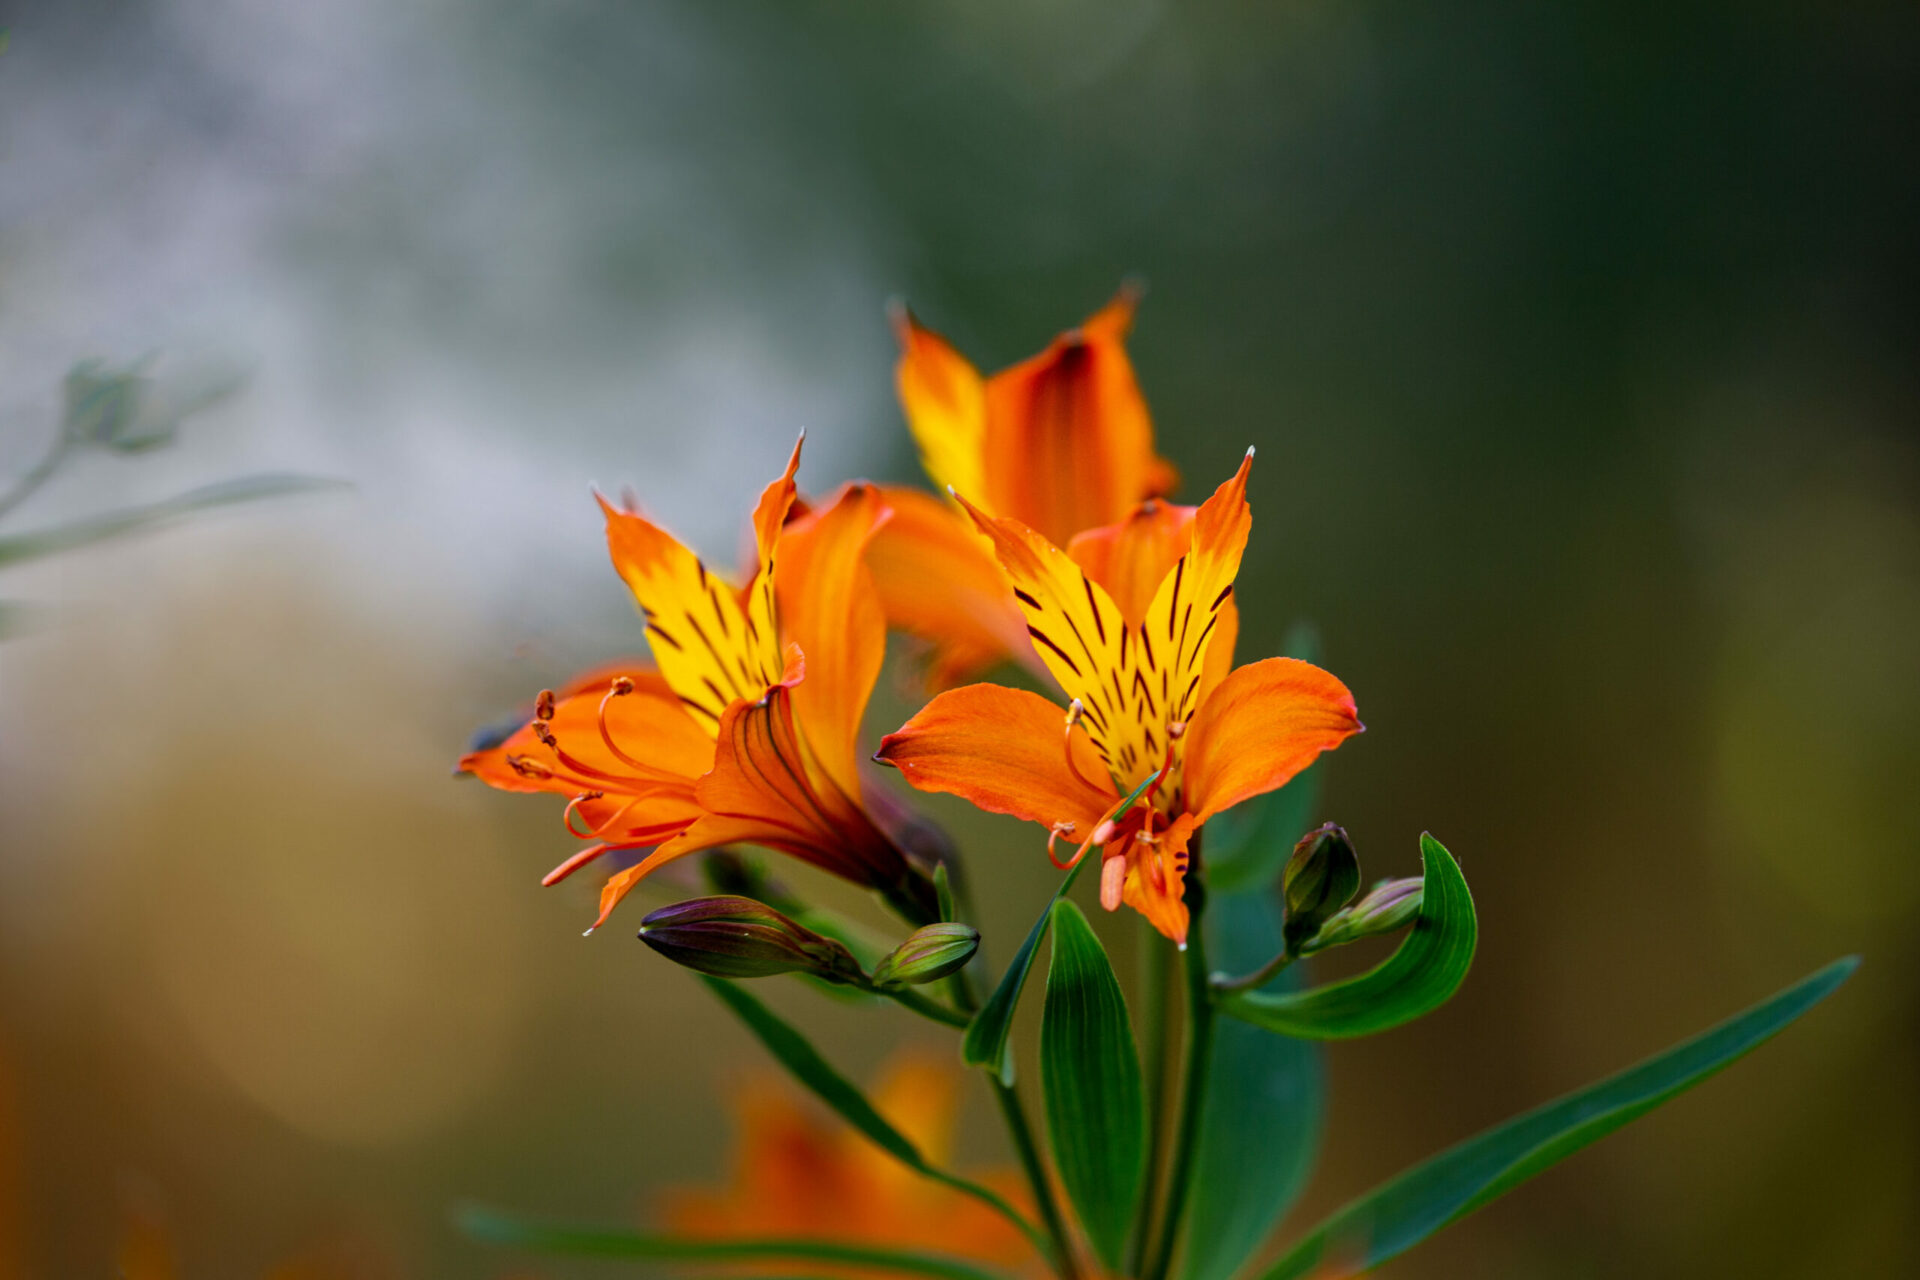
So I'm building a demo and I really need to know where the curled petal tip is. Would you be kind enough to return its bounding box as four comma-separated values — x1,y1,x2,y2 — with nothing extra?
1245,445,1256,459
581,926,597,938
1177,940,1189,952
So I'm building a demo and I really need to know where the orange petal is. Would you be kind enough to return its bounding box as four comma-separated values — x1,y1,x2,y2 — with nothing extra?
1197,593,1240,711
600,443,797,734
1067,498,1198,625
1183,657,1362,823
1119,814,1196,946
1136,450,1253,736
893,306,987,504
979,286,1168,545
777,482,892,799
594,683,914,929
875,683,1114,833
864,485,1039,689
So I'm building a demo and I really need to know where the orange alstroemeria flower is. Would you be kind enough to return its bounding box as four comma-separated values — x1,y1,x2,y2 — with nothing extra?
661,1051,1038,1278
459,438,935,928
870,288,1179,687
876,452,1362,946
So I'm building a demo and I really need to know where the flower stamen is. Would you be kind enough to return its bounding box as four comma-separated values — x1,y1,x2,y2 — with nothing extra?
562,791,607,837
594,677,685,784
1046,821,1079,869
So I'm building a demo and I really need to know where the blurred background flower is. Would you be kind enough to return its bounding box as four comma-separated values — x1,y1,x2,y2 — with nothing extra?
661,1049,1036,1274
0,1,1914,1276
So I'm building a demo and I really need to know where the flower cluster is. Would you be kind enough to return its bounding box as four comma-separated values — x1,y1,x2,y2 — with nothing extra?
461,289,1359,947
459,288,1853,1280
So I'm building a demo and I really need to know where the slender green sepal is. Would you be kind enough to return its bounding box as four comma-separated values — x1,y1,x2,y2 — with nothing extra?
962,857,1086,1083
1041,900,1146,1271
960,769,1164,1084
1260,956,1858,1279
1218,834,1475,1040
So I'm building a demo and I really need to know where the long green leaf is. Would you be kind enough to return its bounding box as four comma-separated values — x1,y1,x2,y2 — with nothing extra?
0,473,347,567
1182,888,1323,1280
1260,956,1858,1280
1219,834,1475,1040
456,1205,1010,1280
962,850,1088,1082
1041,900,1146,1271
702,977,1048,1259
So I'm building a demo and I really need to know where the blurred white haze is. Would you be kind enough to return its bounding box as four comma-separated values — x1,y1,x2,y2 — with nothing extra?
0,1,918,1264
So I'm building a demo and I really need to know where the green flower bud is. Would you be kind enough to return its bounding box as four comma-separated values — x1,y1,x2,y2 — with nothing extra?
1302,877,1424,953
870,923,981,987
1282,822,1363,951
639,895,862,982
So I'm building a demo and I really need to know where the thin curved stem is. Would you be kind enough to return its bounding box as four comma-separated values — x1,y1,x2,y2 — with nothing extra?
1210,947,1296,994
0,433,72,522
879,984,972,1028
926,1162,1058,1264
990,1076,1082,1280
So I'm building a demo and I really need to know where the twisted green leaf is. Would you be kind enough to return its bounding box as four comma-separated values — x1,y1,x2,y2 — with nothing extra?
1219,834,1474,1040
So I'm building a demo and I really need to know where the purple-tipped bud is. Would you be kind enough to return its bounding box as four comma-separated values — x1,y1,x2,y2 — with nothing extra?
1302,877,1423,953
1282,822,1363,951
870,923,981,987
639,895,862,982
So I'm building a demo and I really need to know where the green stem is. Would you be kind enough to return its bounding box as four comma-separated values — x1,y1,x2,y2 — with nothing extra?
457,1205,1013,1280
1142,847,1215,1280
0,434,72,523
1210,947,1296,994
878,984,972,1028
990,1077,1082,1280
926,1163,1058,1264
1128,928,1175,1277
